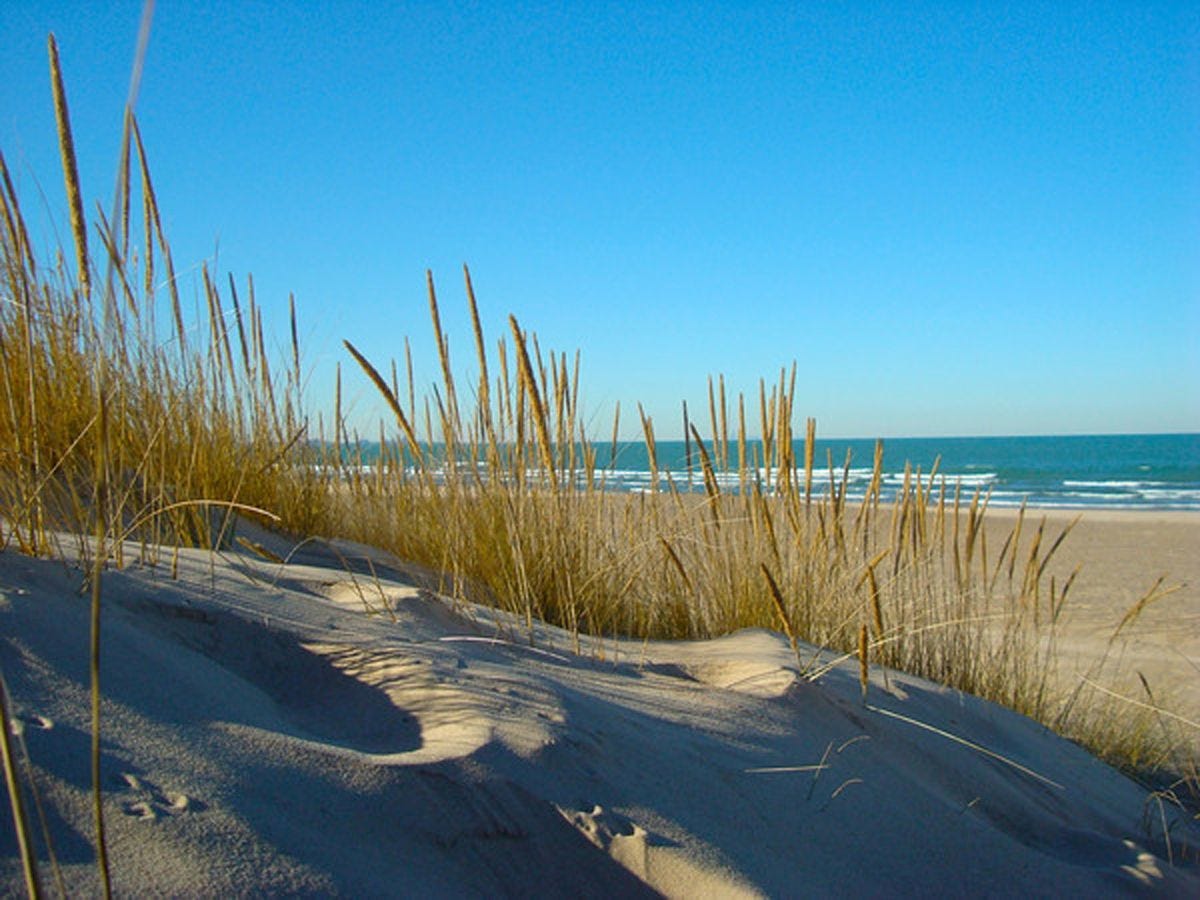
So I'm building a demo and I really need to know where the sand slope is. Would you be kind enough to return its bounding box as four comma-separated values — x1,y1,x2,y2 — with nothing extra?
2,533,1198,897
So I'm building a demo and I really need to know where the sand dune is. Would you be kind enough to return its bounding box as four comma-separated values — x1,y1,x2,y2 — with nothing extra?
2,527,1198,897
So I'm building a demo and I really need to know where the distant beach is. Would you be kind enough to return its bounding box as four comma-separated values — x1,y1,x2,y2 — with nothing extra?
980,505,1200,732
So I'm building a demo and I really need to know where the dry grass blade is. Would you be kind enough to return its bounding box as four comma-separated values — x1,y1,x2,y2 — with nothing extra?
426,271,459,436
858,548,889,639
508,315,558,492
682,401,693,485
463,265,494,449
858,623,869,702
343,340,423,464
289,293,301,392
1078,677,1200,731
0,672,41,897
661,537,695,595
761,563,800,661
1111,576,1183,642
48,34,89,300
688,424,721,504
1,152,37,274
638,404,659,491
1037,513,1082,581
867,704,1065,790
803,416,816,505
89,392,112,899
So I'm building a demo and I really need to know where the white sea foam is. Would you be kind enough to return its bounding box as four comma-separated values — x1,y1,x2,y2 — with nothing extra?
1062,480,1153,489
313,437,1200,511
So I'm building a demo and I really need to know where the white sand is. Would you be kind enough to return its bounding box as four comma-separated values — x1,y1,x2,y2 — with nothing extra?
2,524,1198,896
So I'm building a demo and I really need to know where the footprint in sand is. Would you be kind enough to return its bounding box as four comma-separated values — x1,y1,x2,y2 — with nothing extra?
8,712,54,737
563,805,656,881
564,804,645,849
115,772,201,822
121,800,158,821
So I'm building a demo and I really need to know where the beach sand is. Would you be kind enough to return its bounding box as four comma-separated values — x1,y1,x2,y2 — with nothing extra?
982,507,1200,729
1,513,1198,896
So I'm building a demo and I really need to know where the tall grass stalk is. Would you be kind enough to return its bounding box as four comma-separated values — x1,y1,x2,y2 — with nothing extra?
0,673,40,897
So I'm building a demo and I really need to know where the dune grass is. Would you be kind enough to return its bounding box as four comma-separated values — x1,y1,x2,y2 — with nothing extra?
0,37,1197,893
331,284,1195,784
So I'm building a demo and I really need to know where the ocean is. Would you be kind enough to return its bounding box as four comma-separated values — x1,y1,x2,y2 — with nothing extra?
592,433,1200,511
346,433,1200,511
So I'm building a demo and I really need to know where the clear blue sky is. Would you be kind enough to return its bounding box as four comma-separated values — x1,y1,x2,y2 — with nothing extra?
2,1,1197,439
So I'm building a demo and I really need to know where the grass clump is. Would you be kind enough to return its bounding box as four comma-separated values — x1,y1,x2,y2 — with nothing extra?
329,274,1196,791
0,58,324,562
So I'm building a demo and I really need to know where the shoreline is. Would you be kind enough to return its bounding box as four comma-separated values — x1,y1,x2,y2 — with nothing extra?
979,503,1200,523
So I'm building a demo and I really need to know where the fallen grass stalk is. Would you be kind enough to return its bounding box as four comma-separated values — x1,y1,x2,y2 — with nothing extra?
1078,678,1200,732
866,704,1065,791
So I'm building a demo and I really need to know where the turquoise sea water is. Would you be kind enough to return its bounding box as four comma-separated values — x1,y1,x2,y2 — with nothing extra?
595,433,1200,510
348,433,1200,510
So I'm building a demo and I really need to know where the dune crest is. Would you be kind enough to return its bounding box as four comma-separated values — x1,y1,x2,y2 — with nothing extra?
2,536,1197,896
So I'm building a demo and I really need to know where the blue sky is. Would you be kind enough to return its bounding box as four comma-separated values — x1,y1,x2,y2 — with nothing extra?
2,1,1197,439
